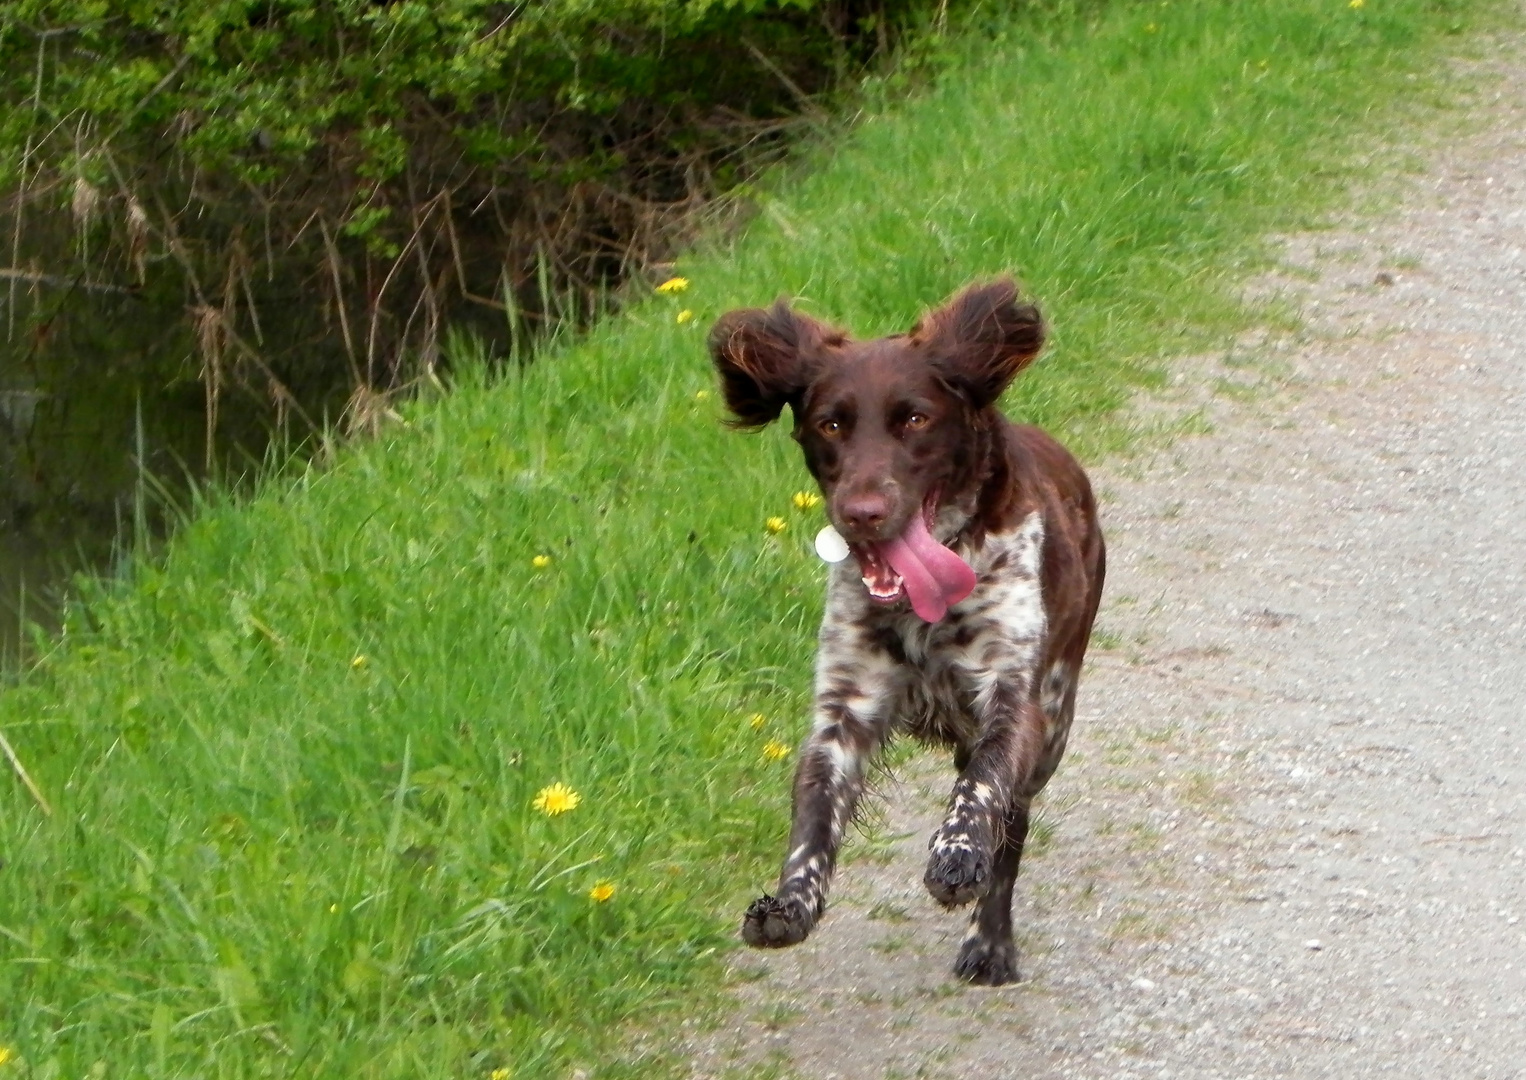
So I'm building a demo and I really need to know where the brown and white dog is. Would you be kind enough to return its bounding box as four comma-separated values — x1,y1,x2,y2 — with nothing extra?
708,277,1105,985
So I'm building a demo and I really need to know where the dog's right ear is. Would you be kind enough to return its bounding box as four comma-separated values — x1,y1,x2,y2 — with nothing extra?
708,300,839,429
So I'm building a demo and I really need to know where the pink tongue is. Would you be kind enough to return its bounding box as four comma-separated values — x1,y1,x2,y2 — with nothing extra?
882,514,977,623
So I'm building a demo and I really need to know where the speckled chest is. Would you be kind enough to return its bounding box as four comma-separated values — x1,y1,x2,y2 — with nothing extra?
819,512,1049,746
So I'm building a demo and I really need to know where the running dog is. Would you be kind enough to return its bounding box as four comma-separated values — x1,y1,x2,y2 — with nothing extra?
708,277,1105,984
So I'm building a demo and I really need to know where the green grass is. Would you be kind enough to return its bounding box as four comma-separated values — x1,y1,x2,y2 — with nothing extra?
0,0,1511,1076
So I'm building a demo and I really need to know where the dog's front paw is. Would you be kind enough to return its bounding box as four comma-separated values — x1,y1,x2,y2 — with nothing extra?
741,893,813,948
923,829,990,907
953,935,1020,986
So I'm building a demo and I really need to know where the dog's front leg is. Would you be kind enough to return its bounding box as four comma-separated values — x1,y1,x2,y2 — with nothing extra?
924,691,1047,911
741,633,898,948
925,691,1048,985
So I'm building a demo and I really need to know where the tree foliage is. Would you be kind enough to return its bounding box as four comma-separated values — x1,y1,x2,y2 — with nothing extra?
0,0,918,443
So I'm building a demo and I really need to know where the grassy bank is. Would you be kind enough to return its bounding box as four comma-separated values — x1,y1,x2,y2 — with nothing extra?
0,1,1509,1076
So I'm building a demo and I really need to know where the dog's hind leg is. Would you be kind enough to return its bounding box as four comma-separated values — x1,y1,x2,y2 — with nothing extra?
742,633,898,948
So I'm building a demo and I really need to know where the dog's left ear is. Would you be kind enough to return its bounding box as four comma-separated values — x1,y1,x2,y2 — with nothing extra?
913,277,1045,409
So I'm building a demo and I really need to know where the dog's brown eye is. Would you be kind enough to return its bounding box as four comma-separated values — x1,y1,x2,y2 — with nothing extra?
905,413,931,431
818,419,843,438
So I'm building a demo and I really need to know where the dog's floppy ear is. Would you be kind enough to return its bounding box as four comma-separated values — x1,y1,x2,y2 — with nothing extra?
708,299,839,429
913,277,1045,410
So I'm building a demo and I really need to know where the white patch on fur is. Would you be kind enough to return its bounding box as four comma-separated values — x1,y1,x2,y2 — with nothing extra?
957,512,1048,711
818,738,862,785
785,854,824,883
809,611,901,734
978,513,1047,636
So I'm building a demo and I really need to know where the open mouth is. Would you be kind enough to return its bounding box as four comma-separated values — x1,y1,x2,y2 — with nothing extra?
852,543,906,603
846,501,976,622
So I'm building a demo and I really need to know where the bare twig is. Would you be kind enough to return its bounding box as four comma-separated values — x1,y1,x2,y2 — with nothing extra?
192,302,223,472
740,37,826,120
231,238,264,344
363,195,439,381
7,33,48,342
443,189,506,312
405,171,442,372
0,729,53,817
193,304,320,436
0,268,138,293
318,216,363,385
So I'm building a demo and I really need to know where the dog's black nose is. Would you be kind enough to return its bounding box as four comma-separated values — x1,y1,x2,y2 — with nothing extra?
838,493,890,535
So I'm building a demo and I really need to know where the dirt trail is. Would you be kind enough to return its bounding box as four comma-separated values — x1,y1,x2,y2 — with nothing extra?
689,47,1526,1080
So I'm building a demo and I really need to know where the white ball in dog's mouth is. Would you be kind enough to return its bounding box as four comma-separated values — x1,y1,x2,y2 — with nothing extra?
814,525,851,563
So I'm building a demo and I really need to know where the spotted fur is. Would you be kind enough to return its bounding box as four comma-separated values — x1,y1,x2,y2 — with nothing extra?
712,277,1105,985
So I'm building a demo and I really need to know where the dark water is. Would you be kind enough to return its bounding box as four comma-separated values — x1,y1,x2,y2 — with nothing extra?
0,284,214,665
0,514,65,663
1,265,372,666
0,375,194,666
2,222,520,666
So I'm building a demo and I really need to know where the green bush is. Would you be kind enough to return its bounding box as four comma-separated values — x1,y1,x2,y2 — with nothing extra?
0,0,925,428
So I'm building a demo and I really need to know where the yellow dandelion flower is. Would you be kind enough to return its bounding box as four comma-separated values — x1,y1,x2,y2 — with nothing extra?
490,1069,511,1080
655,276,689,294
532,782,581,816
589,880,616,903
350,654,368,670
765,517,788,535
1349,0,1364,7
532,554,552,570
762,739,791,762
749,712,768,731
792,491,822,511
694,389,712,401
0,1046,12,1067
676,309,694,324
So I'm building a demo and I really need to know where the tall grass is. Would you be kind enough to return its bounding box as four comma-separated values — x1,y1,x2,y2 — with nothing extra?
0,1,1508,1076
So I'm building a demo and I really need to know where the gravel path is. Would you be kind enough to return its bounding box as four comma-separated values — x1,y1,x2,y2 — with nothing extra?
689,46,1526,1080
